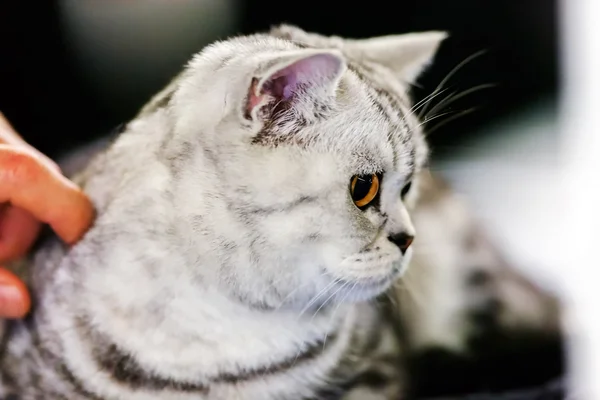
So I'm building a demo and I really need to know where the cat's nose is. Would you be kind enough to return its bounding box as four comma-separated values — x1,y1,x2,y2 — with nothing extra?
388,233,414,255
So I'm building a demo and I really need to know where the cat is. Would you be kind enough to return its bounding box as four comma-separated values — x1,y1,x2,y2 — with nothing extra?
0,25,562,400
54,140,566,400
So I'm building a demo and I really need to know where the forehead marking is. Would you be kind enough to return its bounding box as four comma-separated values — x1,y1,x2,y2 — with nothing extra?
347,62,415,172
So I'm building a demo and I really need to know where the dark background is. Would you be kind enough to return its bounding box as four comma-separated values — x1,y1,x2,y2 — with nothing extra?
0,0,557,160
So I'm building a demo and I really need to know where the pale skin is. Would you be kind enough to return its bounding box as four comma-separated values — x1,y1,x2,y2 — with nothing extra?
0,112,94,318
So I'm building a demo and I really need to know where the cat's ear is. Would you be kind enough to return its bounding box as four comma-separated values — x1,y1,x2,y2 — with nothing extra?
268,24,310,41
268,24,334,47
245,49,346,121
347,31,448,84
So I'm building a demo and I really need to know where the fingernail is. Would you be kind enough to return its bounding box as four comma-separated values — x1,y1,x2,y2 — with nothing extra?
0,285,27,318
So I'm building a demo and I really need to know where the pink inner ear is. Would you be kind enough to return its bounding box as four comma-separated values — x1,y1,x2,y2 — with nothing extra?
268,69,298,100
246,53,342,118
268,53,340,100
247,78,264,114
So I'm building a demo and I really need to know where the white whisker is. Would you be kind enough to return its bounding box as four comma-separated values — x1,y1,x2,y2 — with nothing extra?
322,281,355,351
296,278,340,320
275,272,328,311
424,83,496,121
418,49,488,120
310,281,348,323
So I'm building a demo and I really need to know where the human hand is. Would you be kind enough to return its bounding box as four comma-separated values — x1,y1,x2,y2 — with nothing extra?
0,113,94,318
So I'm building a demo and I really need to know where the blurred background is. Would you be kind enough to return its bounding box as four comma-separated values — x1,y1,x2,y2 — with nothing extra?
0,0,557,158
0,0,570,397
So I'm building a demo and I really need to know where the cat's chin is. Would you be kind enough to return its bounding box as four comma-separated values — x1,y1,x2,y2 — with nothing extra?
322,255,410,304
329,272,400,304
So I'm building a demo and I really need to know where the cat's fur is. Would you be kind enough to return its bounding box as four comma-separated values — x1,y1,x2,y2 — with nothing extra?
0,25,562,400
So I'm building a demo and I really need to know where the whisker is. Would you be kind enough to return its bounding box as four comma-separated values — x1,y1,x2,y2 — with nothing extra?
418,49,489,120
405,88,451,121
310,281,348,323
410,110,458,135
275,272,327,310
425,83,496,121
426,107,480,136
322,281,356,351
296,278,339,320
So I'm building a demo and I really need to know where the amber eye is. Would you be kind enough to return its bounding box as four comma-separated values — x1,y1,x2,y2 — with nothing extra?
350,174,380,208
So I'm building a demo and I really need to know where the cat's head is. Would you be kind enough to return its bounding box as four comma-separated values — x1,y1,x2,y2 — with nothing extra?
160,25,446,310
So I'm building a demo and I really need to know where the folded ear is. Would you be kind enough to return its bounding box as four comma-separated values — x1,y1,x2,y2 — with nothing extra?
269,24,338,48
346,31,448,84
245,49,346,121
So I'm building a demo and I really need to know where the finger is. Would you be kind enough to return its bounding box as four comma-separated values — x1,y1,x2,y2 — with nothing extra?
0,205,41,263
0,145,95,244
0,112,26,144
0,112,60,172
0,267,31,318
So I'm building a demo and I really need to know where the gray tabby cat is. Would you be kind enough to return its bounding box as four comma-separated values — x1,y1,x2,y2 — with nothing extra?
0,25,561,400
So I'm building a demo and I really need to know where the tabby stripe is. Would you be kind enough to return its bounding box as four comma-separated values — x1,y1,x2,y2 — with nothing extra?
57,363,105,400
347,63,394,128
237,195,318,216
347,63,411,168
25,317,106,400
91,327,339,392
348,62,407,127
373,86,403,168
216,331,340,384
94,343,209,393
348,63,416,169
366,77,415,170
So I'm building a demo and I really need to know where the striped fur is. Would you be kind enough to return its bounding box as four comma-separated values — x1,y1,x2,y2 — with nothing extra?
0,26,562,400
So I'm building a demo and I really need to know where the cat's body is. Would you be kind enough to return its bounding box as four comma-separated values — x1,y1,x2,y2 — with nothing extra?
0,26,562,400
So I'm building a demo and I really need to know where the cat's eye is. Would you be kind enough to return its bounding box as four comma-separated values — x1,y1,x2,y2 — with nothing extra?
350,174,380,208
401,181,412,198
